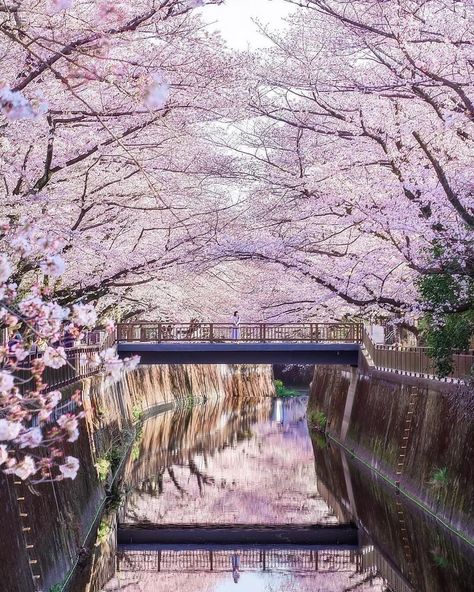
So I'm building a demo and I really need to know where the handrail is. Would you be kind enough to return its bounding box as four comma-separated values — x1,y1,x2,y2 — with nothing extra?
13,329,116,395
116,322,363,344
361,325,473,381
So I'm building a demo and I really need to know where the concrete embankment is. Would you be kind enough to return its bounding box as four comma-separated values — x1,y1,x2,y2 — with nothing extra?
308,365,474,539
0,363,273,592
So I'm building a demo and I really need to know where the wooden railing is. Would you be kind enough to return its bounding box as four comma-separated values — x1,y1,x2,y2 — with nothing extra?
116,322,363,344
362,326,473,381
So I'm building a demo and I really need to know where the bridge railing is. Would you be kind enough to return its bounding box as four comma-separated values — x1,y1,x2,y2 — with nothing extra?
362,326,474,381
116,322,362,344
118,548,359,573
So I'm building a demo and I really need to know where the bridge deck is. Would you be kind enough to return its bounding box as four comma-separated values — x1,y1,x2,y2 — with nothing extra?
117,342,361,365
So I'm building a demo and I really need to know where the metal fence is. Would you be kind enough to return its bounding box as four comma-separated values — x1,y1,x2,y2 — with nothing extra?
14,345,101,395
361,546,414,592
116,322,363,344
362,326,473,381
10,329,116,395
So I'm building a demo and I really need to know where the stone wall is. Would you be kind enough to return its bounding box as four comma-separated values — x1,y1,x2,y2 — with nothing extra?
311,441,474,592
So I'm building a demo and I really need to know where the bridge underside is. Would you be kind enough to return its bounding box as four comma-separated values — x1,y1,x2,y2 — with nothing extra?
118,524,359,546
117,343,360,365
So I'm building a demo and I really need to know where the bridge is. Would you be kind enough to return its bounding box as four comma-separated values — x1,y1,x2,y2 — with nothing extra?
116,322,362,365
116,321,474,379
18,321,471,395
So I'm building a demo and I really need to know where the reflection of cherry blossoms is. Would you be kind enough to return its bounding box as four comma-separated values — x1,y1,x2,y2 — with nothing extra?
0,218,138,483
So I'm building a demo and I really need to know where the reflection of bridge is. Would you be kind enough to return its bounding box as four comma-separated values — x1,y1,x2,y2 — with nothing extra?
117,547,361,574
118,524,358,547
117,322,362,365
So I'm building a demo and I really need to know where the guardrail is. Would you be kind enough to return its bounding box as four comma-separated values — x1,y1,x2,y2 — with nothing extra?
14,345,100,395
116,322,363,344
362,326,473,381
12,330,116,395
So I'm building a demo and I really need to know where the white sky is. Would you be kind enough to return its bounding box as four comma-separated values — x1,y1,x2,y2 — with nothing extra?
201,0,292,49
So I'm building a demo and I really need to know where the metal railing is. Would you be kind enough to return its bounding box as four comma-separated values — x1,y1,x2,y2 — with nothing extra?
361,546,414,592
118,548,359,573
362,326,474,381
12,330,116,395
116,322,363,344
14,345,101,395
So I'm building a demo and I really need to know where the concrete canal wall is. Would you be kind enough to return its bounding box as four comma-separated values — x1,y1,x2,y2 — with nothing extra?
0,364,273,592
311,441,474,592
308,365,474,539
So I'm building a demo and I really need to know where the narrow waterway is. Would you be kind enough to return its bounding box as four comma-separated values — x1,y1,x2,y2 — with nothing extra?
97,389,474,592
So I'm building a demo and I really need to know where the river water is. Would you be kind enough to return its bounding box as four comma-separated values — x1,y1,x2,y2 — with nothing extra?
98,394,474,592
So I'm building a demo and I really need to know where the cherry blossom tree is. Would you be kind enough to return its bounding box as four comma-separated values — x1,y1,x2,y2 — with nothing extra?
211,0,473,329
1,0,244,319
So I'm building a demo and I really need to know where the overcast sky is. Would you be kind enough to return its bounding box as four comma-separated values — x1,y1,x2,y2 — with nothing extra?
201,0,292,49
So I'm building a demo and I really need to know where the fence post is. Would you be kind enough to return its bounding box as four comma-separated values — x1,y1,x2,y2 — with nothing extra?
260,323,266,342
157,323,162,343
209,323,214,342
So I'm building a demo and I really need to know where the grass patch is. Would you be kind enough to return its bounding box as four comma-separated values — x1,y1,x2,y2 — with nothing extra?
131,405,145,461
95,457,111,482
95,518,111,546
429,467,449,490
307,409,327,430
95,441,125,482
431,552,449,569
311,431,328,449
274,379,299,398
132,405,144,423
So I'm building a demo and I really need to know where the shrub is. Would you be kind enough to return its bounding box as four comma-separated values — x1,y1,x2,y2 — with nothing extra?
429,467,449,490
274,379,299,398
308,409,327,430
95,457,111,482
95,519,111,546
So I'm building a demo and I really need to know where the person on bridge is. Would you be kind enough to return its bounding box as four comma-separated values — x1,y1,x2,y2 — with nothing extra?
231,553,240,583
231,311,240,340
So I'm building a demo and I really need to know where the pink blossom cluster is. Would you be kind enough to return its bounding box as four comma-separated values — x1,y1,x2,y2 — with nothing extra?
0,219,136,482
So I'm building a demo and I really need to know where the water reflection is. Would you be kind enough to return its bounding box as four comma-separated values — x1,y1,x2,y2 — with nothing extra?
99,395,474,592
312,440,474,592
120,396,337,525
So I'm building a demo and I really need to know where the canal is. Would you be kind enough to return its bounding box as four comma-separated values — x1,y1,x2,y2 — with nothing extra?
92,374,473,592
2,363,473,591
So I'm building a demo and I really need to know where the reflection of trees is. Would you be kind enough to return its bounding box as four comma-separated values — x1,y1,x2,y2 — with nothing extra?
119,397,272,520
124,397,271,495
105,571,387,592
120,396,339,526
